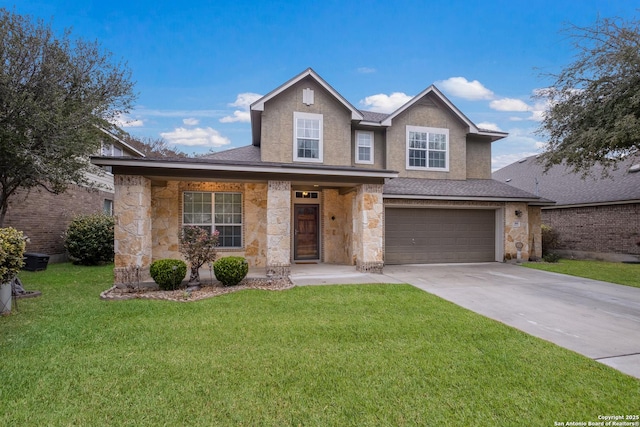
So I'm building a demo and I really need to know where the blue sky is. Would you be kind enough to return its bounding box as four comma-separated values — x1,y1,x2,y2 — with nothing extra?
8,0,637,169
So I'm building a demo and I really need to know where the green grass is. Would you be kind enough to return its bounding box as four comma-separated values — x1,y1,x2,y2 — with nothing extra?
524,259,640,288
1,263,638,426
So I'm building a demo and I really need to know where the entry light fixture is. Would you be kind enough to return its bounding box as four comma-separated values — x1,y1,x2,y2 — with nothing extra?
515,210,522,217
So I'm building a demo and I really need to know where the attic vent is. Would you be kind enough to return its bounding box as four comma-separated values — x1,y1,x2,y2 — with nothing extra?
505,178,512,182
303,88,314,106
518,158,527,163
629,164,640,173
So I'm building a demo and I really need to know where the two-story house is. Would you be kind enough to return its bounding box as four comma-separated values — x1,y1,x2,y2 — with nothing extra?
92,68,551,284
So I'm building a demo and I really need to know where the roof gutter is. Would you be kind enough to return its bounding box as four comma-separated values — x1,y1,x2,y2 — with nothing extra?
91,157,399,179
383,194,556,205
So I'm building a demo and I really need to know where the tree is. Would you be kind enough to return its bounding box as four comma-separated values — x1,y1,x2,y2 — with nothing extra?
535,16,640,174
121,134,187,159
0,9,136,226
179,226,219,285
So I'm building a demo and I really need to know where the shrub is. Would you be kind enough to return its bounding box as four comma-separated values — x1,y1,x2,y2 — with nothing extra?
149,259,187,290
0,227,26,284
543,253,561,263
179,226,219,284
541,224,560,256
213,256,248,286
64,214,114,265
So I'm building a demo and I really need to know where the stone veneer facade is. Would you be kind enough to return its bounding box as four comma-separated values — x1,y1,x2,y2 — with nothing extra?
266,181,291,277
113,175,152,285
354,184,384,272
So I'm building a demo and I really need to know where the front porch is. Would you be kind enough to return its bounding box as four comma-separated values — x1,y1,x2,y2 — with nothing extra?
111,174,388,286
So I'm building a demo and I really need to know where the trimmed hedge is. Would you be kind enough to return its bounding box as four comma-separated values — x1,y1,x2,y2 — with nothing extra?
213,256,248,286
0,227,26,284
150,259,187,290
64,214,114,265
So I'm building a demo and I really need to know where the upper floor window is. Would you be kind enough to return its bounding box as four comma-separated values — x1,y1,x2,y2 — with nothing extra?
101,142,123,157
294,112,323,162
355,131,374,164
183,191,242,248
406,126,449,171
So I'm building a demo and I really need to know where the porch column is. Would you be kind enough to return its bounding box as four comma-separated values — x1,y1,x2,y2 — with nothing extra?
113,175,152,285
266,180,291,277
355,183,384,273
504,202,531,261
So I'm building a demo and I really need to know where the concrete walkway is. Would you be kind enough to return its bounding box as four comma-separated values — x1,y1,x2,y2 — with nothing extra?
289,262,640,380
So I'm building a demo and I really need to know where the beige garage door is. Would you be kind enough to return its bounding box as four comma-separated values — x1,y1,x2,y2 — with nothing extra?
385,208,496,264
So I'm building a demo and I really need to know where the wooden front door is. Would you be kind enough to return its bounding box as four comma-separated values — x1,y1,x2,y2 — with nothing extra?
294,204,319,260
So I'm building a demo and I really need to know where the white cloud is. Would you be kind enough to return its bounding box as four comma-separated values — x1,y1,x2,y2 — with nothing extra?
229,92,262,108
183,118,199,126
220,110,250,123
220,92,262,123
160,127,231,148
436,77,494,100
360,92,412,113
357,67,376,74
476,122,502,132
112,114,144,128
489,98,530,112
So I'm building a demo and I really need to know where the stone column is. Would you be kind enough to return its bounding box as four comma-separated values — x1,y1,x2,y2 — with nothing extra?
354,183,384,273
528,206,542,261
266,180,291,277
504,202,530,262
113,175,152,285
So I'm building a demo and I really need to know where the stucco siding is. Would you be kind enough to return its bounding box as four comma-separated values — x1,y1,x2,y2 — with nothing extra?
466,137,492,179
260,76,352,166
386,95,468,179
350,127,386,169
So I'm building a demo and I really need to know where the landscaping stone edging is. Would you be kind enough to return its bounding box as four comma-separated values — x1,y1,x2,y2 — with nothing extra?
100,278,295,302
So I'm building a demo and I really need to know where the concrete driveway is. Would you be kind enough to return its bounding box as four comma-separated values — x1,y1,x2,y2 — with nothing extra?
381,263,640,379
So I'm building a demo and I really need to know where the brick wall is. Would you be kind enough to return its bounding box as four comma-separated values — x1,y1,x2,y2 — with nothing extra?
542,203,640,255
3,185,113,260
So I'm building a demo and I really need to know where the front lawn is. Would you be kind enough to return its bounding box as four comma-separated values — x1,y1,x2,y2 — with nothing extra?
1,263,638,426
524,259,640,288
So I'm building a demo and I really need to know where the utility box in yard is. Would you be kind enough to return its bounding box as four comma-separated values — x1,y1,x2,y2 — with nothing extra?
23,253,50,272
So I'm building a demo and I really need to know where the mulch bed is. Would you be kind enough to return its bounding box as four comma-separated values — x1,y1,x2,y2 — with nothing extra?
100,277,294,302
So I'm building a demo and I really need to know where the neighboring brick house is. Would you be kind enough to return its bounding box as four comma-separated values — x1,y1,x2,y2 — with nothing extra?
93,68,551,284
3,128,144,262
493,155,640,261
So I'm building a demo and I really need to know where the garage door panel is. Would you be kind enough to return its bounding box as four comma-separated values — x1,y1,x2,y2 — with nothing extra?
385,208,495,264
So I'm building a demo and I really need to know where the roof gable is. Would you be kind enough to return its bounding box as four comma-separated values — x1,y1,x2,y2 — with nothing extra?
251,68,363,120
380,85,507,141
250,68,364,146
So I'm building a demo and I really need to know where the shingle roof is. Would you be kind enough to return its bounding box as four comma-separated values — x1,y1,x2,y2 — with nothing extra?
492,155,640,206
359,110,390,123
203,145,261,162
383,178,551,202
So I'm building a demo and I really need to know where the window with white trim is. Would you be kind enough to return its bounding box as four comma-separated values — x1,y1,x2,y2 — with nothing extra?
406,126,449,170
294,112,323,162
183,192,242,248
355,131,374,164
